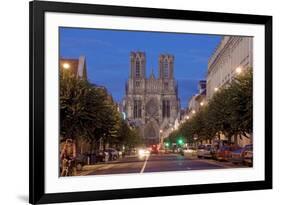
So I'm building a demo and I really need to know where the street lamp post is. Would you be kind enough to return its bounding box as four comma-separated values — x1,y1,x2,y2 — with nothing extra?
159,129,163,148
61,62,71,79
193,136,198,147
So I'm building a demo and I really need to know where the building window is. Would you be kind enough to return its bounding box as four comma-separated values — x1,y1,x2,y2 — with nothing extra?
136,60,140,78
162,100,170,118
163,60,169,78
134,100,142,118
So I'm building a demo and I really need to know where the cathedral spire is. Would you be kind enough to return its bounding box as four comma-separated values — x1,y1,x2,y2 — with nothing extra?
130,51,146,79
158,54,174,79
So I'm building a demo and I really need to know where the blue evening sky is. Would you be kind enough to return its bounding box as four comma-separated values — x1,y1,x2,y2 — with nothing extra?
60,27,222,109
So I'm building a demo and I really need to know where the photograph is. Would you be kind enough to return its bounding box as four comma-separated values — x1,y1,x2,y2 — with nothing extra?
29,1,272,203
58,27,253,177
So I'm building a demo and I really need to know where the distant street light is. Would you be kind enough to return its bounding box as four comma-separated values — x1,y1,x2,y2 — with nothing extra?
192,110,196,114
185,115,190,120
214,87,219,92
62,63,70,69
200,102,204,106
235,66,242,75
160,129,163,133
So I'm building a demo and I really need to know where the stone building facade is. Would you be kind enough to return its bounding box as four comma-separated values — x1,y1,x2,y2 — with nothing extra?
59,56,87,80
207,36,253,99
206,36,253,147
123,52,180,146
187,80,206,114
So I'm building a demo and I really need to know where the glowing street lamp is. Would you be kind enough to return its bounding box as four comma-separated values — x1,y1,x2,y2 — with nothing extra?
160,129,163,133
235,66,242,75
200,101,204,106
214,87,219,92
185,115,190,120
62,63,70,70
192,110,196,114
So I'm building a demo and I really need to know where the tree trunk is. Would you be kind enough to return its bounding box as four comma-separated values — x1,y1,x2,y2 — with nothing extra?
234,134,238,145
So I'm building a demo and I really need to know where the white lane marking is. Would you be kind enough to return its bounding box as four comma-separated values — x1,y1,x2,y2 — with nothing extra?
140,154,150,173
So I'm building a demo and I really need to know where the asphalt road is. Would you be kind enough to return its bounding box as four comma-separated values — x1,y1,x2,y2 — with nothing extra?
79,153,246,176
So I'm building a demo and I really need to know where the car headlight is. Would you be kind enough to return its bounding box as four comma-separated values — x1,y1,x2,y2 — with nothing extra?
138,149,145,156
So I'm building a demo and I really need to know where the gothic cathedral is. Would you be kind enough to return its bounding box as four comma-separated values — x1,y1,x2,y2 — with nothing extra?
123,51,180,146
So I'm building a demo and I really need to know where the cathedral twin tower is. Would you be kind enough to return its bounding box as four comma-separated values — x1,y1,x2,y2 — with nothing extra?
124,51,180,146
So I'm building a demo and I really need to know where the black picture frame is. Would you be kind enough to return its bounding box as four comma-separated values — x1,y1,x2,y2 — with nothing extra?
29,0,272,204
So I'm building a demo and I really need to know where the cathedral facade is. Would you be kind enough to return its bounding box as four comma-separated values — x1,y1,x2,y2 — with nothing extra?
123,51,180,146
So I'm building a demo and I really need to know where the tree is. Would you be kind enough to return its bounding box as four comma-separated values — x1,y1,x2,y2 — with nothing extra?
226,69,253,143
60,75,99,141
165,68,253,146
60,73,123,151
117,120,143,149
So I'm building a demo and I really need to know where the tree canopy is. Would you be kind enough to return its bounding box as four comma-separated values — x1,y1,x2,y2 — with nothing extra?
166,69,253,145
60,73,142,150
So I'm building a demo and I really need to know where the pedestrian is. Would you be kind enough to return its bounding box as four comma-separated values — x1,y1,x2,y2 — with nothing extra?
60,138,77,176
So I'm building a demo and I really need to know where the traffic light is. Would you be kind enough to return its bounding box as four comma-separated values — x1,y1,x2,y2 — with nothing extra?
178,139,183,145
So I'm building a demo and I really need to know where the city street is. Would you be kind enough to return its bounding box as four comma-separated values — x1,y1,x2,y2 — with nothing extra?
58,28,254,180
77,153,247,176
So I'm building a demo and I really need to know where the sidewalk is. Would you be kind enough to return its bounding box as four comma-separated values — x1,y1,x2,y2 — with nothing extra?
76,154,138,176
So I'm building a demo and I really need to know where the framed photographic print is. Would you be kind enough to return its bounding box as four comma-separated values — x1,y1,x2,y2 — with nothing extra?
29,0,272,204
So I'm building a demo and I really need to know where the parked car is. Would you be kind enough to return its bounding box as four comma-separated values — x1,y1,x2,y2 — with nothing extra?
183,147,197,158
210,146,218,159
243,149,253,166
96,150,109,162
197,145,205,158
215,146,232,161
116,149,124,158
105,148,119,161
197,144,212,158
203,144,213,158
230,144,253,165
215,144,242,161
